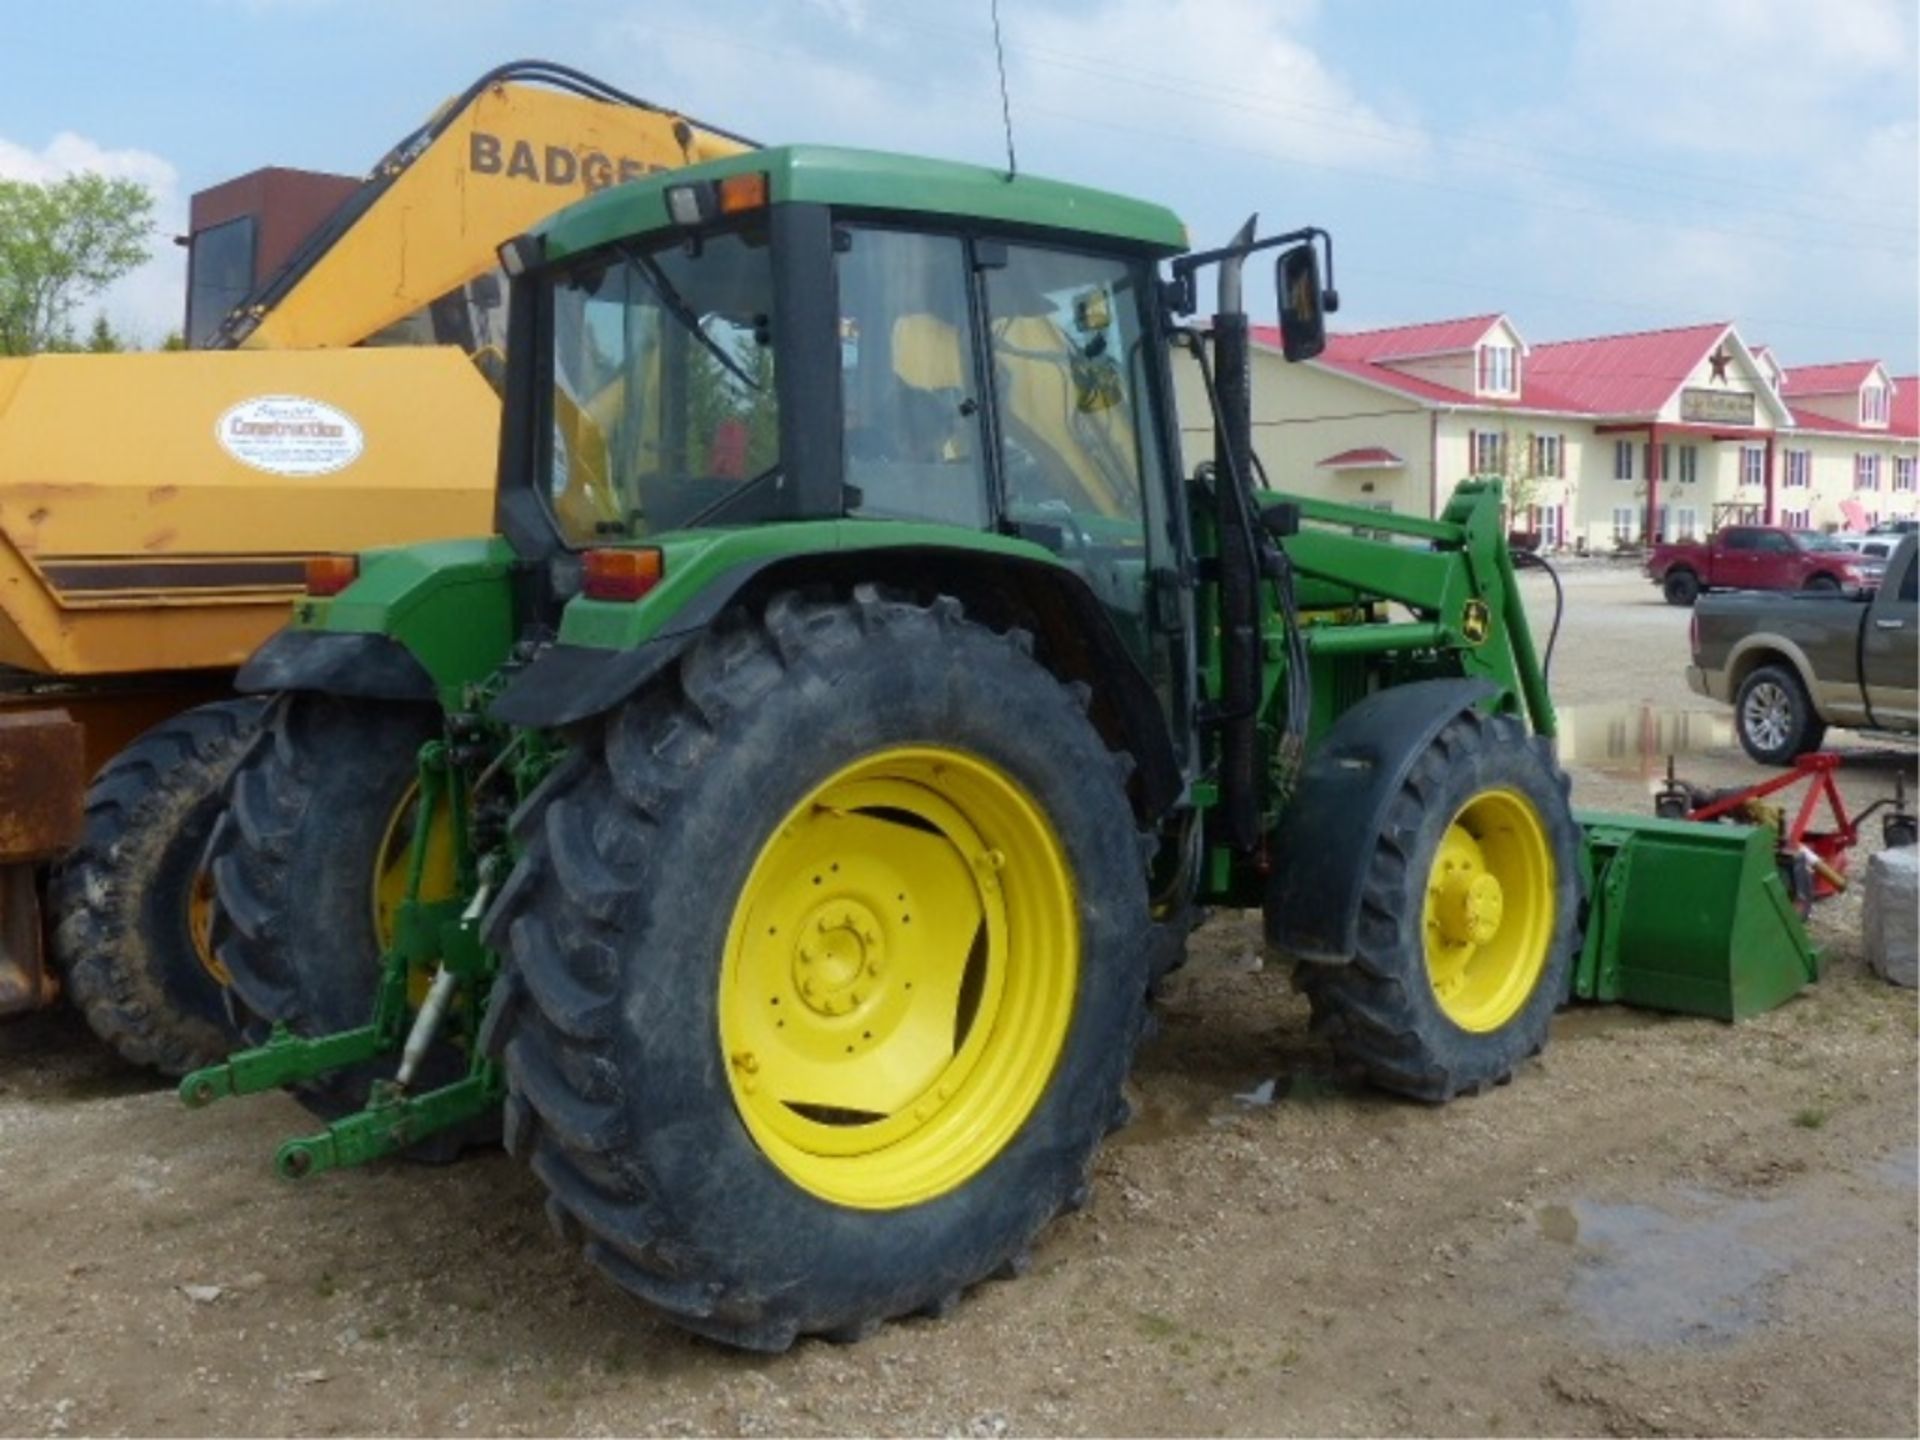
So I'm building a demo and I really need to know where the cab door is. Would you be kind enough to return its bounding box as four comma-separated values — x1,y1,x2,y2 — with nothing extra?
1863,542,1918,726
977,241,1190,749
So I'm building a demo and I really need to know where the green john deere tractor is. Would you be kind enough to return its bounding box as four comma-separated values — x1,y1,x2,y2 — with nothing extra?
184,145,1818,1349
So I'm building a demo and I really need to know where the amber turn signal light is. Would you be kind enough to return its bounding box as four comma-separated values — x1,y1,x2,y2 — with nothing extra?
718,171,769,214
305,555,358,597
582,547,665,602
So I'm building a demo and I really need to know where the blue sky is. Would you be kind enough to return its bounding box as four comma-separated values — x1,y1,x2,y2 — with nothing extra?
5,0,1915,369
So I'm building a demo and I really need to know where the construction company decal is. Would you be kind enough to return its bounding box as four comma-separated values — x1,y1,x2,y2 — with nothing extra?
216,395,365,477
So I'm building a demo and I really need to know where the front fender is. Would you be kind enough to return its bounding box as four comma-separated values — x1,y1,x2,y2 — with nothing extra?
1265,677,1500,963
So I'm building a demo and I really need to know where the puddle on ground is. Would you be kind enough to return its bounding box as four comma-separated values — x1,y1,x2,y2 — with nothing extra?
1536,1147,1914,1348
1545,1188,1792,1346
1555,703,1734,779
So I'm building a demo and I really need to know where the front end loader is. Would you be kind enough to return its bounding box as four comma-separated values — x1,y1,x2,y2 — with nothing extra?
186,144,1817,1348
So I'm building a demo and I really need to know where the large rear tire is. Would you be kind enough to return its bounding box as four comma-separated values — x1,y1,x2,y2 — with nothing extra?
50,698,264,1075
1662,568,1701,606
1293,710,1581,1101
207,693,481,1149
482,589,1151,1349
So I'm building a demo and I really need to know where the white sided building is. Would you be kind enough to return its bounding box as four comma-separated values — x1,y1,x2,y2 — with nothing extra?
1172,313,1919,548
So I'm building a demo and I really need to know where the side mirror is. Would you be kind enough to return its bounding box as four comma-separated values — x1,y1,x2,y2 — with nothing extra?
1276,244,1329,361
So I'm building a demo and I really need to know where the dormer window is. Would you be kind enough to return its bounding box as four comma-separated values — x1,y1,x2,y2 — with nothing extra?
1478,343,1518,394
1862,383,1890,425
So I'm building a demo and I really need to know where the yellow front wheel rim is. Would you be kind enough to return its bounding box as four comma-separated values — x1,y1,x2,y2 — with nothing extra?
719,745,1079,1210
1422,787,1555,1032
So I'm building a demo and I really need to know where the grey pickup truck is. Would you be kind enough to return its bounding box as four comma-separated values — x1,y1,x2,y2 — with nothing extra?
1687,534,1917,764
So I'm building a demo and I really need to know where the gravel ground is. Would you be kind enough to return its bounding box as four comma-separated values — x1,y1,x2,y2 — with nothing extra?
1,568,1915,1437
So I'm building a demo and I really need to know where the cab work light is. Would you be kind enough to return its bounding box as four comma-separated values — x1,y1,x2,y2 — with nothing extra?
305,555,358,597
582,547,665,602
665,172,769,227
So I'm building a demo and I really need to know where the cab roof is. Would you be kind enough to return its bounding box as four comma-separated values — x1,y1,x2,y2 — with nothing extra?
536,143,1189,260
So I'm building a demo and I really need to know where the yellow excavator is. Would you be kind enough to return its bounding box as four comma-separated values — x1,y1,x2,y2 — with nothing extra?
0,61,750,1071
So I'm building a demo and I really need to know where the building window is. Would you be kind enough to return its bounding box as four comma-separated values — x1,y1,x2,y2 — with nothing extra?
1674,506,1699,540
1675,444,1699,484
1895,456,1916,492
1613,440,1633,480
1784,449,1811,488
1856,453,1882,490
1643,441,1673,481
1781,507,1810,529
1532,432,1563,476
1469,428,1507,473
1862,385,1890,426
1611,506,1638,543
1540,504,1564,548
1740,445,1766,487
1478,344,1517,394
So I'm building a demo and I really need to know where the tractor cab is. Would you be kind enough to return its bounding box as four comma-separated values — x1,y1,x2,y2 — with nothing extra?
494,147,1200,704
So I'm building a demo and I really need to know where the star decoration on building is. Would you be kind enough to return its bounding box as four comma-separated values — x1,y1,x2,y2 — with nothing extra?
1708,345,1733,383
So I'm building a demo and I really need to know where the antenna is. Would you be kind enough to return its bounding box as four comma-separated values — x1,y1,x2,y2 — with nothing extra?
990,0,1017,180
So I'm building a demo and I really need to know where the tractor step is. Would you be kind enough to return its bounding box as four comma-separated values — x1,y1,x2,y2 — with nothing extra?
1575,811,1819,1021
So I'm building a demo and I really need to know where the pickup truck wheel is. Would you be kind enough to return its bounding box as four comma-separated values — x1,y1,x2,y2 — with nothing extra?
1662,569,1701,606
1734,664,1825,765
1803,574,1842,594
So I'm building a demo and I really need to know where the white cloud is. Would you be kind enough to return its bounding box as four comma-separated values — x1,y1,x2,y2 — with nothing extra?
1568,0,1917,161
1010,0,1426,175
0,131,185,346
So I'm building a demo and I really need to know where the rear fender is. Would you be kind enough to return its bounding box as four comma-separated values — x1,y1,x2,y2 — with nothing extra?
234,536,516,708
1265,677,1500,963
489,539,1184,819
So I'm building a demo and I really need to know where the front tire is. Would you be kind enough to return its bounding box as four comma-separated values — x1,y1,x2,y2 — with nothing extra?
1293,710,1582,1101
50,698,264,1075
1663,568,1701,606
1734,663,1824,765
483,589,1151,1349
1803,574,1842,594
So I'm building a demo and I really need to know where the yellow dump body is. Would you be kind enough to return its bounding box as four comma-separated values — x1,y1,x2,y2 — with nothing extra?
0,68,750,679
0,348,497,674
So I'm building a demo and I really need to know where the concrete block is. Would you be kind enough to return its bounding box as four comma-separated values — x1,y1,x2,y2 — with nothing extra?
1863,846,1918,989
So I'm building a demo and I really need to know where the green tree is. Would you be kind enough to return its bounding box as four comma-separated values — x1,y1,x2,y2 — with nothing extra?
0,173,155,355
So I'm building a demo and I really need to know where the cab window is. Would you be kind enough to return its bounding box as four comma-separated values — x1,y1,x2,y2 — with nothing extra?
835,228,989,529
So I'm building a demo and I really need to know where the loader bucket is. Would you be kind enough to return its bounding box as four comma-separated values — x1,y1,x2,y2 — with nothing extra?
1573,811,1820,1021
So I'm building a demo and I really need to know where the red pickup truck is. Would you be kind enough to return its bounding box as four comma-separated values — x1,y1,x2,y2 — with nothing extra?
1646,526,1871,606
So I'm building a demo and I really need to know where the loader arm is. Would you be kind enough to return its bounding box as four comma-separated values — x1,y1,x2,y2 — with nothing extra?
217,61,753,351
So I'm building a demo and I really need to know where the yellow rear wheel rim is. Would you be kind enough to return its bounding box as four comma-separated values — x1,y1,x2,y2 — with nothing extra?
187,866,229,985
1422,787,1555,1033
719,745,1078,1210
372,782,460,1004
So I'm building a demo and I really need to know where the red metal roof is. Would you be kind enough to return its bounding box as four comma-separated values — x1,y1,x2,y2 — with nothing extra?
1316,446,1404,468
1323,314,1504,361
1251,319,1905,438
1782,360,1881,395
1519,322,1731,416
1786,405,1874,436
1893,377,1917,437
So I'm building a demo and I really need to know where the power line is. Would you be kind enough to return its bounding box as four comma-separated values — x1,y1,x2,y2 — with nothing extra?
634,17,1920,263
847,7,1920,231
